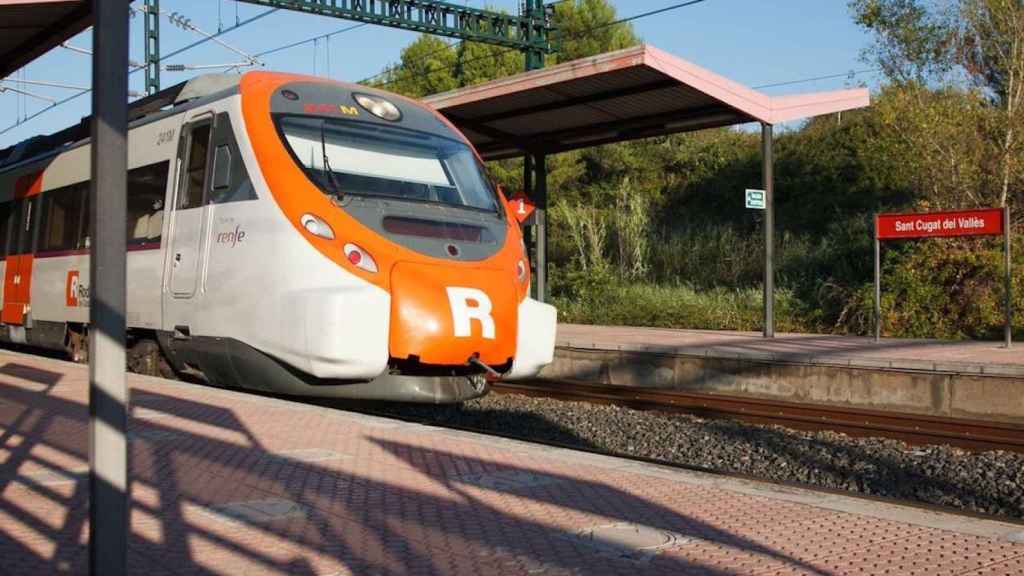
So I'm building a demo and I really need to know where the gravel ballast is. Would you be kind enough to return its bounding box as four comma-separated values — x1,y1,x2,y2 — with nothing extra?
365,393,1024,521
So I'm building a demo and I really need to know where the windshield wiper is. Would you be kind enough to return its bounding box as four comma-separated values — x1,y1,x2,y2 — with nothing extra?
320,121,344,201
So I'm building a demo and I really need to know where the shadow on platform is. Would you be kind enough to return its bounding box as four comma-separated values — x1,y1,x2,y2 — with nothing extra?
0,362,842,575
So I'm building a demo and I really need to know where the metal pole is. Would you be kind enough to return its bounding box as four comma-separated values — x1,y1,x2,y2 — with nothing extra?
523,0,546,71
875,218,881,343
144,0,160,95
1006,205,1013,349
523,154,535,299
89,1,130,574
536,153,548,303
762,123,774,338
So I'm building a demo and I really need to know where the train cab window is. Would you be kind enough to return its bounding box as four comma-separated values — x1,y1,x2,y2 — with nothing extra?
39,185,85,252
127,161,169,245
180,122,211,209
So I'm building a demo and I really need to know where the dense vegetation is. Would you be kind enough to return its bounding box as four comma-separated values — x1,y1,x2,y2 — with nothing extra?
376,0,1024,340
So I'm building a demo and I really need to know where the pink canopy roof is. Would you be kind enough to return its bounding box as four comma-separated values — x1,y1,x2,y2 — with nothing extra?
426,44,870,160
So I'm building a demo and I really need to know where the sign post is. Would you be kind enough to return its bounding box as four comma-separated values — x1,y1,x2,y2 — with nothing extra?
874,207,1011,347
761,123,775,339
1005,206,1013,349
874,219,881,342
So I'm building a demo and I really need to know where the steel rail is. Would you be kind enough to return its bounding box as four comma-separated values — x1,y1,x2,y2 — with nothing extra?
491,380,1024,453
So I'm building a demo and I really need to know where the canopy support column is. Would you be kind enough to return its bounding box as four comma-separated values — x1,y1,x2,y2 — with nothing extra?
523,154,534,297
762,122,775,338
535,153,548,303
89,0,130,574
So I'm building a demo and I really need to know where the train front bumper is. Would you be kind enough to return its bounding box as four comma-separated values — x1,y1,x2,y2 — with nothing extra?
505,297,557,380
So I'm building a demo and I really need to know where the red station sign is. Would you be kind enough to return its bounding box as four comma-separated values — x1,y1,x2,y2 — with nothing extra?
507,191,537,224
876,208,1005,240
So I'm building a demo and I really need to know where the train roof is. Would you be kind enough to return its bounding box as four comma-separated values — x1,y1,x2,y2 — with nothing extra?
0,74,241,173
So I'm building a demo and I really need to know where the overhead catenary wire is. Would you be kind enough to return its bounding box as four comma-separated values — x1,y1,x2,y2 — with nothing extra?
1,77,89,92
0,77,144,98
0,84,56,104
0,8,278,136
160,8,263,68
61,43,146,69
754,68,882,90
252,22,369,59
363,0,713,88
2,0,874,139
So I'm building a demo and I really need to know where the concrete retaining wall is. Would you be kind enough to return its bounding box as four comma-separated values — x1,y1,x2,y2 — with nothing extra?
540,347,1024,424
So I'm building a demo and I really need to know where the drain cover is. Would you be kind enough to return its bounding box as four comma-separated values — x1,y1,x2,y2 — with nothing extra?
457,469,564,491
204,498,306,524
565,522,689,562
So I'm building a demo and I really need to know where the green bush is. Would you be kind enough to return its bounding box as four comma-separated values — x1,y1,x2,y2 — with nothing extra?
552,273,817,333
842,238,1024,339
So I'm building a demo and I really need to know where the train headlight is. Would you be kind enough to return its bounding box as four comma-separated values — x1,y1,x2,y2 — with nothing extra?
516,260,527,283
353,93,402,122
301,213,335,240
344,243,378,273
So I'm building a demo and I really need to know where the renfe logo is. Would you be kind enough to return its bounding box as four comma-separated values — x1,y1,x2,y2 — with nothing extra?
65,271,87,307
446,287,495,340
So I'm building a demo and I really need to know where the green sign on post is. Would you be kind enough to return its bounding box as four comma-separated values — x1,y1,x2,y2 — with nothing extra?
746,189,766,210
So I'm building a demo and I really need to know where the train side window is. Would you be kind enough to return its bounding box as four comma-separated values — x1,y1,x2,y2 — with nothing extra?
10,197,38,256
79,184,89,249
39,184,85,252
180,122,212,209
127,161,169,245
0,202,13,258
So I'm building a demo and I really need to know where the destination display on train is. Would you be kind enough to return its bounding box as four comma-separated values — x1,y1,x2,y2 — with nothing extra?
876,208,1005,239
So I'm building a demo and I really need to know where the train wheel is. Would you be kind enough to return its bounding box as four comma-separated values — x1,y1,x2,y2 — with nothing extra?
128,339,175,379
66,327,88,364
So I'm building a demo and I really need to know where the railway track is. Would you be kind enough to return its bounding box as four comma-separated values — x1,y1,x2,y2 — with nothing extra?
491,380,1024,453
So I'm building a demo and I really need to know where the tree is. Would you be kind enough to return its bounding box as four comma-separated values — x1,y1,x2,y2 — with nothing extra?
375,35,457,98
850,0,1024,208
849,0,959,85
959,0,1024,206
550,0,638,63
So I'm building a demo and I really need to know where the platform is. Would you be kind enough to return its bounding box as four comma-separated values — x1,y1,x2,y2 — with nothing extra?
1,350,1023,575
544,324,1024,424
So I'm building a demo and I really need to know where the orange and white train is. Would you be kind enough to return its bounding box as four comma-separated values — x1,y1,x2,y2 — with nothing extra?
0,72,556,402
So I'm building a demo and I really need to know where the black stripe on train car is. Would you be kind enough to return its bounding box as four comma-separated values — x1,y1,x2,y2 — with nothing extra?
33,243,161,259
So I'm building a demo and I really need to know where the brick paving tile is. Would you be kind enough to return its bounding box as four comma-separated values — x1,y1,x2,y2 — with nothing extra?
0,350,1022,575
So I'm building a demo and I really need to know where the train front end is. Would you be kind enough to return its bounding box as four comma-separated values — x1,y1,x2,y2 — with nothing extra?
241,72,556,403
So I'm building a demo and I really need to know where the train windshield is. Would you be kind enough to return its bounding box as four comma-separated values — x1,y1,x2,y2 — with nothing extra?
278,116,499,212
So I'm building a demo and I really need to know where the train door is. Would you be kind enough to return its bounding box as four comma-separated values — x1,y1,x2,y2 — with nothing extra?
2,194,38,325
168,114,214,298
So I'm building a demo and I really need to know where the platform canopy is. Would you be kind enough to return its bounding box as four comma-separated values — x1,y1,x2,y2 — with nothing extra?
0,0,91,79
426,44,870,160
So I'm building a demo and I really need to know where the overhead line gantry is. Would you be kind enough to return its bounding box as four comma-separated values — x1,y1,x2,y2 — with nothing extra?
143,0,556,95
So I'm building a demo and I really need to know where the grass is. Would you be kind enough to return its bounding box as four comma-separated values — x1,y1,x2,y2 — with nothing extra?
552,282,819,334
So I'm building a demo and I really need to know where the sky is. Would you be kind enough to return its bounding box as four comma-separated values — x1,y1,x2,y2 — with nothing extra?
0,0,880,148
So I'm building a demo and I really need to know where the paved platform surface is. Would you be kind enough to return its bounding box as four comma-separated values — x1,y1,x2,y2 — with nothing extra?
1,350,1023,575
558,324,1024,376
